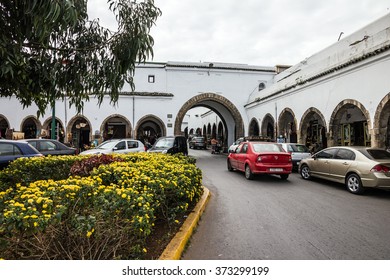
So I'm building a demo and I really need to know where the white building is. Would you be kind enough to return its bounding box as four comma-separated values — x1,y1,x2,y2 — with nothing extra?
0,62,275,150
1,13,390,152
246,13,390,150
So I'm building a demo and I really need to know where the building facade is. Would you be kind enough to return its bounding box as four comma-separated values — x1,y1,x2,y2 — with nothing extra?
245,13,390,151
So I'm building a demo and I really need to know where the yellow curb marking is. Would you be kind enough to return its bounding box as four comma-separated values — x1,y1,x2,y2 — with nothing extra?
159,187,211,260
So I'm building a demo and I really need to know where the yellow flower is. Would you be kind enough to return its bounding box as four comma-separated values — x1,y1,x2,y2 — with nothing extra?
86,231,93,238
34,222,38,227
143,248,147,253
121,193,127,199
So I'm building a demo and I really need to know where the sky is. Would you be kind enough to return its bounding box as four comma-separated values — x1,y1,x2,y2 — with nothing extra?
88,0,390,67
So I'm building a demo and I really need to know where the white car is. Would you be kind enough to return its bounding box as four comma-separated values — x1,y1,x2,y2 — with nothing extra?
80,139,145,155
228,137,245,153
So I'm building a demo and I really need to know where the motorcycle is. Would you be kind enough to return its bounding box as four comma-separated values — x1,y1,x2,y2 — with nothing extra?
211,143,222,154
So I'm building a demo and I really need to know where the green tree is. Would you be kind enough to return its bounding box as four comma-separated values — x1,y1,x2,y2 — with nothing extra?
0,0,161,116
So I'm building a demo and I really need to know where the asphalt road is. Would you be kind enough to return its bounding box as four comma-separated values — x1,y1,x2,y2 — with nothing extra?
182,149,390,260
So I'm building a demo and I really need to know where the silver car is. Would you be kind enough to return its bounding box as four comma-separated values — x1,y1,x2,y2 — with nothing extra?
279,143,311,170
80,139,145,155
299,146,390,194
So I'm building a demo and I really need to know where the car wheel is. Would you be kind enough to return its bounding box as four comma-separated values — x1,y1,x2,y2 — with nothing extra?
346,173,365,194
227,159,233,171
245,164,254,180
300,164,311,180
280,174,289,180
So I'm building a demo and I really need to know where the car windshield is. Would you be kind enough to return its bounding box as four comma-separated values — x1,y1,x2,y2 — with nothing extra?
290,144,310,153
96,141,117,150
252,143,284,153
154,138,174,148
360,149,390,160
194,138,204,142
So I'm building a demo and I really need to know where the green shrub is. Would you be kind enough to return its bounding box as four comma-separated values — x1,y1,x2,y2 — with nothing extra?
0,153,203,260
0,155,81,190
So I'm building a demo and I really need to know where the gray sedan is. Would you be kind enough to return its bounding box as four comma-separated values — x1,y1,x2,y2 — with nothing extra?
299,146,390,194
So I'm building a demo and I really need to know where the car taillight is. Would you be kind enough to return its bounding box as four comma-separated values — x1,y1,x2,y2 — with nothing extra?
371,164,390,173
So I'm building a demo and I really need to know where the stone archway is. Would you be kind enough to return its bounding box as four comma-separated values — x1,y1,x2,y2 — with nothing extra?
135,114,166,145
100,114,132,140
299,107,327,150
66,115,92,150
278,108,298,143
329,99,371,147
0,114,10,139
373,93,390,148
248,117,260,136
261,113,275,140
174,93,244,147
20,115,42,139
42,117,65,141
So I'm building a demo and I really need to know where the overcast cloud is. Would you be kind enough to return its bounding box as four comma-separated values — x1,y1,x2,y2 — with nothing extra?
88,0,389,66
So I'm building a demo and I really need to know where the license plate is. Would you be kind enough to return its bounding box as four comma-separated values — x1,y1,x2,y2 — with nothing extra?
270,168,283,172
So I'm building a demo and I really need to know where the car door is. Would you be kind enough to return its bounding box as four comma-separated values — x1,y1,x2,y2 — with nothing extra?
236,143,249,172
127,140,140,153
229,143,243,169
114,141,127,154
328,148,355,183
0,143,22,168
40,140,60,155
310,148,338,178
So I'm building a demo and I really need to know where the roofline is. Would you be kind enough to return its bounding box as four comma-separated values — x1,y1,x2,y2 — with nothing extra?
245,42,390,108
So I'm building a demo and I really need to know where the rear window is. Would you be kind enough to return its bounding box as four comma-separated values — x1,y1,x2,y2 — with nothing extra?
0,143,22,156
289,144,310,153
360,149,390,160
127,141,139,148
155,138,174,148
252,143,284,153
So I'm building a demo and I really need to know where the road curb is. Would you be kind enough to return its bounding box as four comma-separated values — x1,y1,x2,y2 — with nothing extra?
159,187,210,260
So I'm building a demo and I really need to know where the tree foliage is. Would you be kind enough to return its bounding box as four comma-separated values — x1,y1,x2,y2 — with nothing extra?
0,0,161,116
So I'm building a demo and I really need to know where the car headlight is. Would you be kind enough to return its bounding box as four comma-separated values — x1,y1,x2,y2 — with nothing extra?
162,150,168,154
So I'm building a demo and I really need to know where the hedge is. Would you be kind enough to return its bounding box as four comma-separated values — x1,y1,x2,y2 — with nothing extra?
0,153,202,259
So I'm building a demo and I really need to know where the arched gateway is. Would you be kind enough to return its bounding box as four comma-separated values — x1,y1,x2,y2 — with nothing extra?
174,93,245,148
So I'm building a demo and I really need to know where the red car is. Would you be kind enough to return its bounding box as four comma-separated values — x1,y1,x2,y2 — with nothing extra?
227,142,292,180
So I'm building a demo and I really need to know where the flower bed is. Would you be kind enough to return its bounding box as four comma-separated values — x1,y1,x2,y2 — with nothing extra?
0,153,202,259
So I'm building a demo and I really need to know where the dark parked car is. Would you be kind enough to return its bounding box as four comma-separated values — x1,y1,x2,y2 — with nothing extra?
227,141,292,180
0,139,43,169
148,136,188,155
25,139,77,156
189,136,206,149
